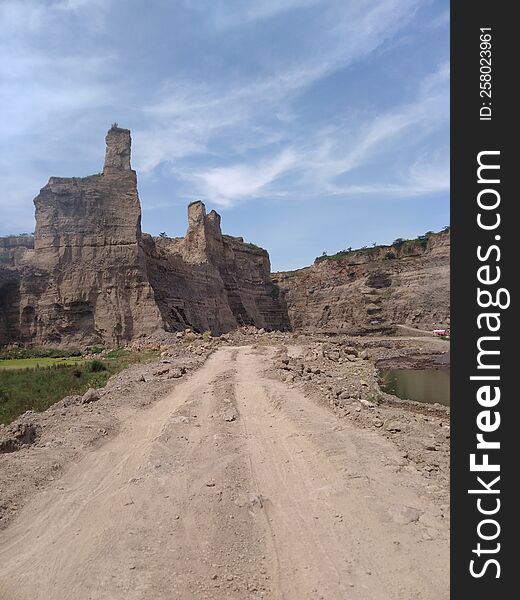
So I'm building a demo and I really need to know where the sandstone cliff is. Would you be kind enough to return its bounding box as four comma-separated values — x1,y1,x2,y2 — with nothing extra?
0,237,35,346
272,231,450,333
8,127,164,346
142,202,288,334
0,126,289,346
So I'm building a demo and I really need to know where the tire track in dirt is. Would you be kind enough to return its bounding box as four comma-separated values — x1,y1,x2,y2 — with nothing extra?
233,346,449,600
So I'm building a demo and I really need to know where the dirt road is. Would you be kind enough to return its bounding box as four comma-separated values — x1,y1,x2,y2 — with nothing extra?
0,346,448,599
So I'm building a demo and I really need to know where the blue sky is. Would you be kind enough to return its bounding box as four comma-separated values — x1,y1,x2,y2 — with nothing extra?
0,0,449,271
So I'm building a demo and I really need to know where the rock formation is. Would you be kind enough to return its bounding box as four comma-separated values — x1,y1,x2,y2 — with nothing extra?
272,231,450,333
142,201,288,334
1,125,449,347
0,126,289,347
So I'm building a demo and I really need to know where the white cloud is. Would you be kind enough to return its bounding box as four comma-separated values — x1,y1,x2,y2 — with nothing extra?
192,150,298,206
0,2,45,35
408,153,450,193
0,50,116,140
0,0,113,35
133,57,449,208
0,0,117,138
55,0,108,9
132,81,251,174
0,0,119,233
326,149,449,198
306,62,449,183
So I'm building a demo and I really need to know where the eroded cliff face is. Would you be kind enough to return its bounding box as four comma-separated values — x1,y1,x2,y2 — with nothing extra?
272,231,450,333
14,127,164,346
142,201,289,334
0,127,289,346
0,237,34,346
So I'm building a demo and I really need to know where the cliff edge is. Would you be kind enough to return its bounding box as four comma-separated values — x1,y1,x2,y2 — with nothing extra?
272,231,450,333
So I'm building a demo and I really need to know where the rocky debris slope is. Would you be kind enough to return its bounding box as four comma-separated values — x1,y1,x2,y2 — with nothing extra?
272,231,450,333
0,126,289,346
269,334,450,504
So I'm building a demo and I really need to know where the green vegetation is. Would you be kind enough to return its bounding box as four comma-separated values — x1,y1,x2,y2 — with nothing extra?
85,346,104,355
3,232,34,238
89,359,107,372
244,242,261,250
0,349,158,425
0,347,81,360
392,231,433,251
0,357,84,371
315,246,377,263
316,229,441,263
104,348,127,359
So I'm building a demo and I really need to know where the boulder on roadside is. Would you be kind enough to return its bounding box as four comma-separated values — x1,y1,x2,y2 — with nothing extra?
384,418,402,432
61,394,82,407
167,366,186,379
81,388,101,404
359,399,376,408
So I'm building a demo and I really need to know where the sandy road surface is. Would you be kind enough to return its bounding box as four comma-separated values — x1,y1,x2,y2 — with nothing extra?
0,346,448,599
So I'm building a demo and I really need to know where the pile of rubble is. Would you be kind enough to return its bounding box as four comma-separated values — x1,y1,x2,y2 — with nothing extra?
270,339,450,502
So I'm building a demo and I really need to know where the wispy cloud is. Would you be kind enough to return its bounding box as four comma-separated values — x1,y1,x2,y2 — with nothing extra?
132,0,425,182
327,161,450,197
0,1,117,138
154,61,449,206
0,0,120,231
192,149,298,206
308,62,449,181
0,0,113,34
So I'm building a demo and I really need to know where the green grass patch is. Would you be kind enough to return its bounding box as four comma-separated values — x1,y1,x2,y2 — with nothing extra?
104,348,127,359
89,359,107,372
0,350,158,425
0,357,85,371
0,347,81,360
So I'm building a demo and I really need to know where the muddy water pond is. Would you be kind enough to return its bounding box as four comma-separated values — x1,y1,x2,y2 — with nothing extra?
379,368,450,407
